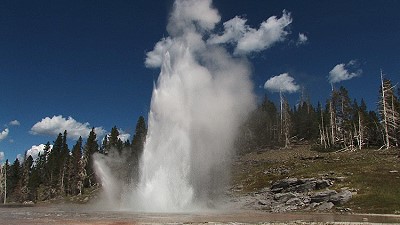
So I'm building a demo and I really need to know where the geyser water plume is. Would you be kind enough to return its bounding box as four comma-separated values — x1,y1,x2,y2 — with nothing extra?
93,0,294,212
136,0,255,212
92,153,121,209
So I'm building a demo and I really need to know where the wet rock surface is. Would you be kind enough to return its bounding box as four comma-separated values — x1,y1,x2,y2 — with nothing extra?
232,177,353,213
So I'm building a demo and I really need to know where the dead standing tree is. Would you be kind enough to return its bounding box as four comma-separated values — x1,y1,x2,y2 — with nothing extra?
379,70,399,149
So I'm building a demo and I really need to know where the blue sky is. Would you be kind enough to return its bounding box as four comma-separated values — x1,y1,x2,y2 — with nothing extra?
1,0,399,162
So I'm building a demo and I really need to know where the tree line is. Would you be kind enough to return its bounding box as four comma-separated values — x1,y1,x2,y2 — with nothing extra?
0,116,147,204
0,74,399,204
236,74,399,152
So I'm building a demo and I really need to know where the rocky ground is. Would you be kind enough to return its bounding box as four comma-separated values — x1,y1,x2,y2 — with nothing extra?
230,177,353,213
229,145,400,214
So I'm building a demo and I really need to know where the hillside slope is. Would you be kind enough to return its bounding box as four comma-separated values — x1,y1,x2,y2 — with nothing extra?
230,146,400,214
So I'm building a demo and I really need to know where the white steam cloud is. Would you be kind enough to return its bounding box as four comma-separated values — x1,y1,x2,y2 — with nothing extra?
96,0,298,212
328,60,362,83
0,128,9,141
208,10,292,55
264,73,300,93
30,115,106,140
137,0,256,211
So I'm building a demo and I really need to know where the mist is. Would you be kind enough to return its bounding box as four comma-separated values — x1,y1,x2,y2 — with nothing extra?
93,0,292,212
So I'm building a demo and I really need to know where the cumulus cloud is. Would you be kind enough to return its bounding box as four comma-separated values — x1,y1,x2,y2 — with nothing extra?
264,73,300,93
208,10,292,55
0,128,9,141
26,144,53,162
118,130,131,142
16,154,24,162
328,60,362,83
30,115,106,140
9,120,20,126
0,151,4,161
297,33,308,45
146,5,294,69
207,16,247,45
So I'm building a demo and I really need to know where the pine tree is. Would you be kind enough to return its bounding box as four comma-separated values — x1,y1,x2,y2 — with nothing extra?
37,142,51,186
19,155,33,202
33,142,52,201
131,116,147,159
129,116,147,182
259,95,279,146
59,130,70,194
353,99,368,149
47,133,63,189
293,101,319,142
366,111,383,147
105,126,123,154
70,137,84,195
9,158,21,202
235,95,280,152
83,128,99,188
28,160,40,202
326,86,355,150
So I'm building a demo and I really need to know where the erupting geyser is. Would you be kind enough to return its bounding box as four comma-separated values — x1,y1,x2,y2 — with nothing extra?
136,1,255,211
94,0,293,212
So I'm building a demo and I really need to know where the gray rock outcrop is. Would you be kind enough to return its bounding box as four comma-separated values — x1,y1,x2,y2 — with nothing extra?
234,177,353,213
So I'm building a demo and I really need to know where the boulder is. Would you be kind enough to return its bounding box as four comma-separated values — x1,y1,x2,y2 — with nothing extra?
290,180,316,193
286,197,303,206
274,192,297,203
316,202,335,211
316,179,332,189
271,178,333,193
330,190,352,205
270,187,284,193
271,178,300,190
272,203,298,213
258,199,269,205
310,190,337,203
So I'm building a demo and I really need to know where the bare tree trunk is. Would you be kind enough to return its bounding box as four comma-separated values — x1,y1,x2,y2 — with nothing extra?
358,112,363,150
60,168,65,194
324,126,330,147
329,100,336,146
320,110,328,148
282,96,291,148
4,166,6,204
391,95,399,147
280,90,283,136
381,70,390,149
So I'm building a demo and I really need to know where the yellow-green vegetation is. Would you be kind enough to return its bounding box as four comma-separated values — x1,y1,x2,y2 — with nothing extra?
232,145,400,214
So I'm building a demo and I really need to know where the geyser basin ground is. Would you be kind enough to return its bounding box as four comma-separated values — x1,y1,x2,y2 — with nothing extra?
1,205,400,224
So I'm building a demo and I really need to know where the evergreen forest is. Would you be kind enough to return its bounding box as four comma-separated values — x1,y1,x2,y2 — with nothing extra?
0,75,399,204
